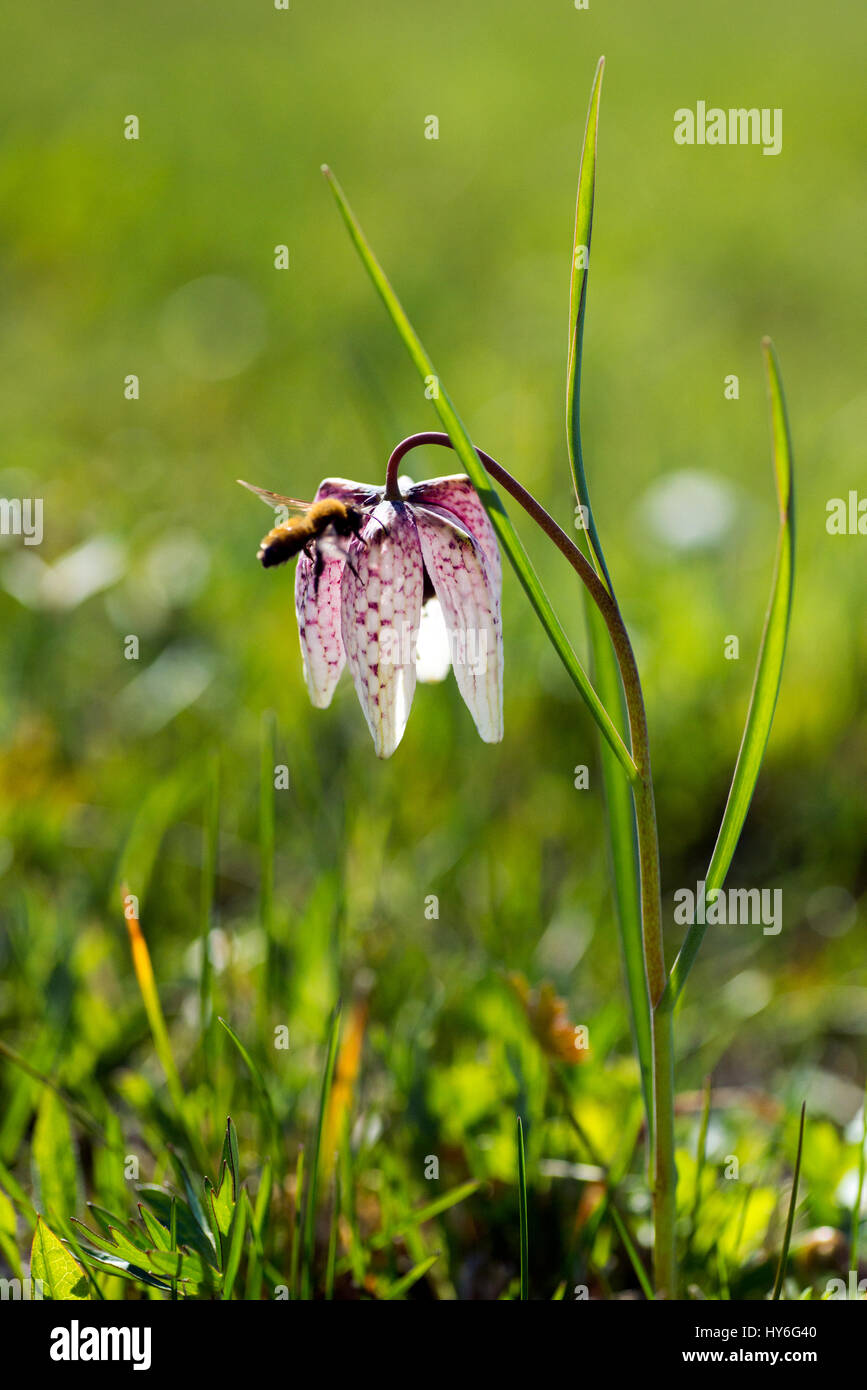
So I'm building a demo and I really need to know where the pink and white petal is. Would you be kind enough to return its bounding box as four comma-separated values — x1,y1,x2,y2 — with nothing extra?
413,505,503,744
406,475,501,584
415,597,452,684
341,502,423,758
314,477,381,506
294,551,346,708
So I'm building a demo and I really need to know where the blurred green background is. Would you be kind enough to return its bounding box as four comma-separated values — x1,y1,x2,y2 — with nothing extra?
0,0,864,1295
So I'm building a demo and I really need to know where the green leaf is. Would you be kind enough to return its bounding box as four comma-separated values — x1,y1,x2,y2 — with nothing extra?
517,1116,529,1301
30,1217,90,1300
220,1116,241,1202
368,1179,480,1250
138,1203,172,1252
322,164,636,781
32,1089,80,1224
137,1184,216,1267
381,1252,440,1300
220,1191,248,1300
666,338,795,1003
207,1166,236,1251
168,1148,217,1261
301,1002,341,1299
563,58,652,1134
772,1103,806,1300
145,1245,221,1295
217,1018,279,1138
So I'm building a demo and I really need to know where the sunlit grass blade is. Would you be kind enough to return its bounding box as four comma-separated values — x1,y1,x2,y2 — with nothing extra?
517,1115,529,1300
123,890,185,1120
322,164,636,781
772,1102,806,1300
563,59,652,1129
382,1251,440,1300
220,1193,248,1300
666,338,795,1004
216,1017,279,1141
301,1001,341,1299
367,1179,481,1251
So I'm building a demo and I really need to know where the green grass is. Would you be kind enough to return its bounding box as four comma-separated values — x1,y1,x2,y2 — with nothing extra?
0,0,864,1301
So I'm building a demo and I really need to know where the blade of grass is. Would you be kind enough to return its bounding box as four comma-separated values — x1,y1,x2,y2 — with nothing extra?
198,755,220,1082
123,891,186,1121
322,164,637,783
666,338,795,1004
382,1251,439,1300
367,1179,481,1251
563,58,652,1128
325,1168,339,1301
220,1192,248,1300
851,1081,867,1272
259,711,277,1023
301,1002,342,1299
687,1074,713,1259
517,1115,529,1301
772,1102,806,1300
216,1017,279,1142
608,1203,654,1301
289,1147,304,1300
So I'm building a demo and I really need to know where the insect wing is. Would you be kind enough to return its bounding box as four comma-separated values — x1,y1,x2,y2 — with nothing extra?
237,479,312,511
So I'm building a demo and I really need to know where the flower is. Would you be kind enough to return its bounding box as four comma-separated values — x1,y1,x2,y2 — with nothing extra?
292,473,504,757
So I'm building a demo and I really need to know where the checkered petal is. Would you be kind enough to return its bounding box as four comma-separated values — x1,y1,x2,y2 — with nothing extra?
412,504,503,743
295,551,346,708
340,501,423,758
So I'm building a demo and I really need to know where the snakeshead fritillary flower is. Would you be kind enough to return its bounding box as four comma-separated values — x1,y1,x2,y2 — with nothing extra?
280,474,503,757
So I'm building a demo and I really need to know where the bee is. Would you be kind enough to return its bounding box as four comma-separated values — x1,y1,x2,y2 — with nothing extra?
237,480,370,588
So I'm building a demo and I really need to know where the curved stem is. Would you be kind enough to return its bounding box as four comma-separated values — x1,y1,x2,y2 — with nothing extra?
387,429,676,1295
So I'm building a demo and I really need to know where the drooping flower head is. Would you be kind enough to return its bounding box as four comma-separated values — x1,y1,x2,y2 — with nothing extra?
241,469,503,758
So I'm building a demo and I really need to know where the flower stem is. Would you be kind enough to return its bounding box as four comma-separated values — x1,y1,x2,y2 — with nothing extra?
387,431,677,1295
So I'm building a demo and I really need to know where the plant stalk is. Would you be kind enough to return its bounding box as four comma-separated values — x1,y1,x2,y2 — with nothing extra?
385,430,676,1295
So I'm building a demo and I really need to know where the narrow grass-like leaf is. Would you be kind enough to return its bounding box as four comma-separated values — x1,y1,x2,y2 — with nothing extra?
608,1202,654,1301
290,1147,304,1300
667,338,795,1003
322,165,636,781
301,1002,341,1298
124,893,186,1118
563,59,652,1127
220,1116,241,1202
772,1102,806,1300
220,1191,248,1300
517,1115,529,1301
368,1179,481,1251
382,1251,439,1300
259,711,276,1013
687,1075,713,1261
325,1168,339,1300
850,1081,867,1272
217,1017,278,1139
198,754,219,1077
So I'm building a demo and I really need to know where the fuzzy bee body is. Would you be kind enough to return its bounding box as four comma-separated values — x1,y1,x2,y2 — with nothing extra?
257,498,367,569
238,480,370,595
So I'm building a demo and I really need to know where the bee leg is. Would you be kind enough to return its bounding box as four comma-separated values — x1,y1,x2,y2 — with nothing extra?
306,542,325,600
